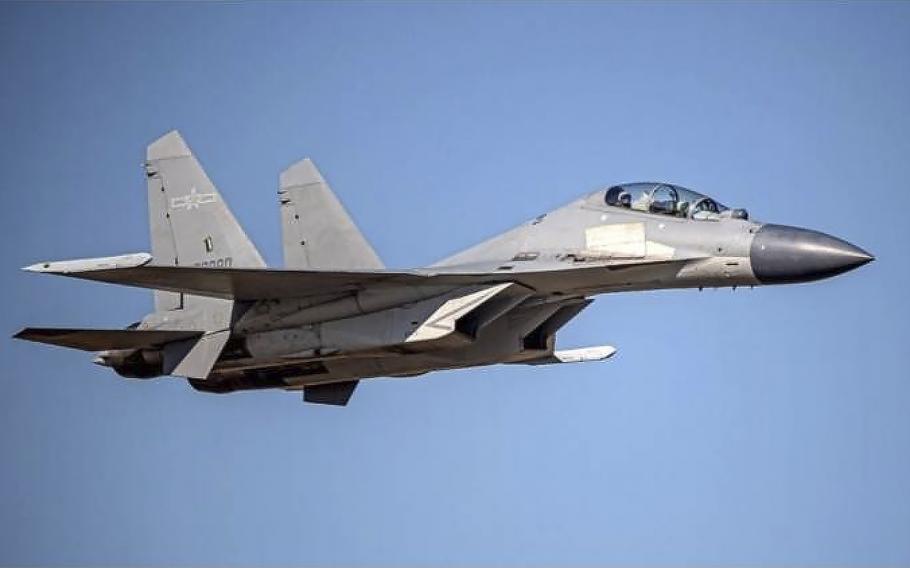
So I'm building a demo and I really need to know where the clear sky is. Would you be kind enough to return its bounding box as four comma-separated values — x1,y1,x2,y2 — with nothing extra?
1,2,908,565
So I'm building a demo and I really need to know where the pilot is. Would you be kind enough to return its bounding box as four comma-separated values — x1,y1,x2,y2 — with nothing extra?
618,191,632,208
676,201,690,217
691,198,719,220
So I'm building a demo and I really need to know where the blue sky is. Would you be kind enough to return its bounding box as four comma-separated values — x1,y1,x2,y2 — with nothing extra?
1,2,908,565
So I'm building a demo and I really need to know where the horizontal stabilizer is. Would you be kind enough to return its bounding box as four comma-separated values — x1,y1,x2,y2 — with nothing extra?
13,327,203,352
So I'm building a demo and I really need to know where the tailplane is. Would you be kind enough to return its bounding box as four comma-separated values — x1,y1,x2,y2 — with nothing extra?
14,327,202,352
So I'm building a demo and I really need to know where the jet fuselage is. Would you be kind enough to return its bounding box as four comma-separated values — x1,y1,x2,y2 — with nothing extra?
15,134,873,405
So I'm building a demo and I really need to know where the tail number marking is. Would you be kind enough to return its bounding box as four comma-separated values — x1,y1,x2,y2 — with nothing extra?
195,257,233,268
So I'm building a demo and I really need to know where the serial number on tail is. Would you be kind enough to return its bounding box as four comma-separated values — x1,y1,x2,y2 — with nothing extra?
194,257,233,268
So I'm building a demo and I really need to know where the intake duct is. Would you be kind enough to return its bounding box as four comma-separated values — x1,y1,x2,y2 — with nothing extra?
522,299,593,351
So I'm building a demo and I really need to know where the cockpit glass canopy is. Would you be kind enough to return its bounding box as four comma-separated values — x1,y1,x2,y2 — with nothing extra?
604,182,727,219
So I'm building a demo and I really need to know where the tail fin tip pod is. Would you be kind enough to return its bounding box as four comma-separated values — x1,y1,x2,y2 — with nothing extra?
279,157,384,270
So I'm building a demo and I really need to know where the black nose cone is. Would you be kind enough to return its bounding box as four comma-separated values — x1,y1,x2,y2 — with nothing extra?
750,224,874,284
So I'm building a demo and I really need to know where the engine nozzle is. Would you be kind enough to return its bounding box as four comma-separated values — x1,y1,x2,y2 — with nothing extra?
94,348,164,379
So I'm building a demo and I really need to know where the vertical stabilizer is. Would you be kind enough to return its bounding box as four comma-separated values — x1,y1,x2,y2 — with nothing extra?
279,158,384,270
143,130,258,379
146,130,265,311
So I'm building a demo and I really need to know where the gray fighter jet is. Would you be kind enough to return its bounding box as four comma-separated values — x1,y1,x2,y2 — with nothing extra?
15,131,873,405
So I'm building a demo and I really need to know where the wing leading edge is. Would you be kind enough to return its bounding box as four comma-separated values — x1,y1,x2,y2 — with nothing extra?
22,253,691,301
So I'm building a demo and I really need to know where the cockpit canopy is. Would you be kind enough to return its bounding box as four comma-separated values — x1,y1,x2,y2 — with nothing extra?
604,182,745,220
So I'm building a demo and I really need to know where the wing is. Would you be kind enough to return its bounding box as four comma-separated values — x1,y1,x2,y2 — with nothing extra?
22,252,692,301
24,256,425,300
14,328,203,351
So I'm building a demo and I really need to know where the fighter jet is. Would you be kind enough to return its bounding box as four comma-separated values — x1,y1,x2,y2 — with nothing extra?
14,131,874,405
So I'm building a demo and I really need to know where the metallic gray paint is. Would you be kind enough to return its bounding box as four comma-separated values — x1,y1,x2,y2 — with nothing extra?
14,132,876,404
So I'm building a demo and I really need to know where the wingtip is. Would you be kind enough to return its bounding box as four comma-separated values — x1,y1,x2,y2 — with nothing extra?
22,261,54,273
21,253,153,274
